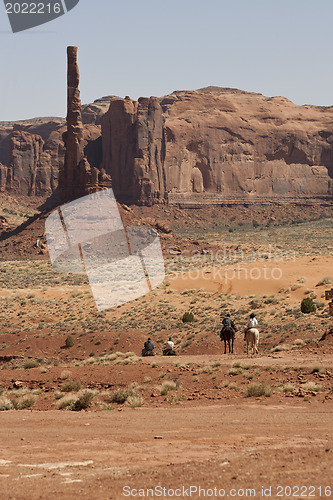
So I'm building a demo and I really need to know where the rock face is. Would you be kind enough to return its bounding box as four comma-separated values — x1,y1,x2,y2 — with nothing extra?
0,119,66,196
82,96,118,125
2,83,333,205
0,117,112,200
101,87,333,205
101,96,166,204
59,46,111,201
0,163,7,192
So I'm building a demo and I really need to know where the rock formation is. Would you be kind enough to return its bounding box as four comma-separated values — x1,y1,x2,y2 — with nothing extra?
59,45,84,200
0,116,109,198
0,163,8,192
0,121,64,196
0,69,113,199
1,73,333,206
101,87,333,205
59,46,111,201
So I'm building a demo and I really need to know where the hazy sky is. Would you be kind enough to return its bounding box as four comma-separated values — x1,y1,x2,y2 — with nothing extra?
1,0,333,121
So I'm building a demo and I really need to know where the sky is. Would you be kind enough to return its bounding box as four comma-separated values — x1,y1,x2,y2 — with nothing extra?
1,0,333,121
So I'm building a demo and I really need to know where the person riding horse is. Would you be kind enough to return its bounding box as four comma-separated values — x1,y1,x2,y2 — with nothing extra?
220,313,237,353
244,313,258,340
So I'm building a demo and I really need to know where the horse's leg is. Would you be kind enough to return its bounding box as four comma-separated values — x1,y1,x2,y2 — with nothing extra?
231,336,234,354
224,339,226,354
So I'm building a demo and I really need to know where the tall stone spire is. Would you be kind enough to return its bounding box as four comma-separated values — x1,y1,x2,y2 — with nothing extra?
59,46,111,200
60,46,84,200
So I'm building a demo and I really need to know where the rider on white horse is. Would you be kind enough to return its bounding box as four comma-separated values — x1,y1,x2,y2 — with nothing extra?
244,313,258,340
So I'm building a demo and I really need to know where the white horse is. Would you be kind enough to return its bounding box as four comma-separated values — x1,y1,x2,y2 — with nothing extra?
244,328,259,354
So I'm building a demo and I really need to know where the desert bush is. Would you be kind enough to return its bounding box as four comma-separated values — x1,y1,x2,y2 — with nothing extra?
114,354,140,365
61,380,81,393
65,335,74,348
301,297,316,314
70,391,95,411
160,381,177,395
0,396,12,411
12,395,35,410
310,366,322,374
316,276,333,287
281,384,295,393
108,388,134,404
200,365,213,374
245,382,271,398
57,394,77,409
23,359,39,370
182,311,194,323
126,395,143,408
249,298,262,309
301,382,321,392
61,370,72,380
228,367,243,376
271,344,291,352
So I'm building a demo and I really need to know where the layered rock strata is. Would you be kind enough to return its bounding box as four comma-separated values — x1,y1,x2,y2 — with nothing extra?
101,87,333,205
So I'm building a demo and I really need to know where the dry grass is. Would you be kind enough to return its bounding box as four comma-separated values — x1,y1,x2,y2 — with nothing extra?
0,396,13,411
126,395,144,408
61,370,72,380
160,381,177,395
301,382,322,392
61,380,82,393
316,276,333,286
245,382,272,398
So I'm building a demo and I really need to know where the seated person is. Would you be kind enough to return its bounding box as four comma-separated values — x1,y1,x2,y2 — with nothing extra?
142,337,155,356
163,337,176,355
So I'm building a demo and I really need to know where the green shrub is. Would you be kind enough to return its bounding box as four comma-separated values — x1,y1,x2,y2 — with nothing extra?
182,312,194,323
65,335,74,348
301,297,316,314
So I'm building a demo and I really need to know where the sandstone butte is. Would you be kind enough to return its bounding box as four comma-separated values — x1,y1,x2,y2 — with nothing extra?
1,78,333,205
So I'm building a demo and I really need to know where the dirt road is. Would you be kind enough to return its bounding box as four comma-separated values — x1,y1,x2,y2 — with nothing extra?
0,401,332,500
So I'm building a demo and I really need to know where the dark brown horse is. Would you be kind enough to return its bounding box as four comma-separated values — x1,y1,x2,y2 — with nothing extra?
220,327,235,354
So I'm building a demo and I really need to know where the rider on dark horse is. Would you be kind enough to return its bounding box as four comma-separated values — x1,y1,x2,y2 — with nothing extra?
220,313,237,353
221,313,236,335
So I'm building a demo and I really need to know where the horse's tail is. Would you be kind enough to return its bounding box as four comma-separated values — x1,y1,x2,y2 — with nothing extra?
254,329,259,353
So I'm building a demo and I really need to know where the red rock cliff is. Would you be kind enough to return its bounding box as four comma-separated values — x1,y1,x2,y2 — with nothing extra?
101,87,333,205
